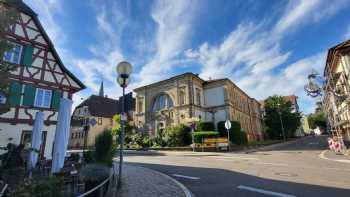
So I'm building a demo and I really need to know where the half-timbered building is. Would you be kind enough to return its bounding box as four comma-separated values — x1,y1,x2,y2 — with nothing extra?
0,1,85,158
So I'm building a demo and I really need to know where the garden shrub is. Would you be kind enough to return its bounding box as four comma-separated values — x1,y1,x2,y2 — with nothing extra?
10,176,65,197
69,153,80,162
197,121,215,131
163,124,192,147
83,150,95,163
79,163,110,183
194,131,219,143
95,130,113,166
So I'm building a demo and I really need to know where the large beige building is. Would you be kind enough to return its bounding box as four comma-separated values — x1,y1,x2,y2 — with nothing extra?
133,73,263,141
323,39,350,141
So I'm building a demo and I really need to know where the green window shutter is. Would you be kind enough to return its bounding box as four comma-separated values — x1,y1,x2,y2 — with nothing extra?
8,82,22,107
22,45,34,67
51,90,61,110
23,84,36,106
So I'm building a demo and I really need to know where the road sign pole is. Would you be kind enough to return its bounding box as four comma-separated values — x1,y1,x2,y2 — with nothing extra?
225,120,231,152
227,128,230,151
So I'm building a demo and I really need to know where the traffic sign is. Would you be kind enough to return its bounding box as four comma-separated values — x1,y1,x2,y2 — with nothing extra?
225,120,231,130
89,118,97,126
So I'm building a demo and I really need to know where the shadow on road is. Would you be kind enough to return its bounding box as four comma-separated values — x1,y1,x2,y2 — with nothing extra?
125,162,350,197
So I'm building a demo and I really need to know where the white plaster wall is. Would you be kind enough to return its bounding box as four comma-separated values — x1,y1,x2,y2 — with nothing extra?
0,108,15,119
204,86,225,107
204,109,227,128
0,123,56,159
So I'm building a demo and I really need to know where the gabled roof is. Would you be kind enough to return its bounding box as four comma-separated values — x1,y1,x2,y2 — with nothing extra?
6,0,85,91
76,95,119,118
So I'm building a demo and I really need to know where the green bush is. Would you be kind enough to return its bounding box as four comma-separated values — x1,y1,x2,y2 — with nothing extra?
83,150,95,163
197,121,215,131
95,130,113,166
163,124,192,147
69,153,80,162
10,176,65,197
194,131,219,143
217,121,248,145
79,163,110,182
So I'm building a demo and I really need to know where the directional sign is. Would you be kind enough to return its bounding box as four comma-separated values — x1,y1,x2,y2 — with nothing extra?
225,120,231,130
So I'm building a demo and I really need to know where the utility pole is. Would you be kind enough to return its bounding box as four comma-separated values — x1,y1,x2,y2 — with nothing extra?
277,103,286,141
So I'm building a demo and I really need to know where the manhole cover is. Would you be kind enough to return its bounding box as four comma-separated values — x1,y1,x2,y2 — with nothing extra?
275,172,298,177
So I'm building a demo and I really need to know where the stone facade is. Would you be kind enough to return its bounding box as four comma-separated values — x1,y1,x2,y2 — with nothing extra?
133,73,263,141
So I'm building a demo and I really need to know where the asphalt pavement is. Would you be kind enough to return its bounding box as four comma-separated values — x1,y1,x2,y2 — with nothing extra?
123,136,350,197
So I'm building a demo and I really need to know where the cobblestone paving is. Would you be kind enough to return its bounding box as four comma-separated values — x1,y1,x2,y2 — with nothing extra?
116,165,186,197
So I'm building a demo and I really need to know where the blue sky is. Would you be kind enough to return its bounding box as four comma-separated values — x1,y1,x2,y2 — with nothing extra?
25,0,350,113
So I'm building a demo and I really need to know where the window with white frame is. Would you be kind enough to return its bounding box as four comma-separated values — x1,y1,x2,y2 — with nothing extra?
34,88,52,108
3,42,23,64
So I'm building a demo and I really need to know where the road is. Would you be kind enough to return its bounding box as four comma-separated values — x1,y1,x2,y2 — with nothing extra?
124,136,350,197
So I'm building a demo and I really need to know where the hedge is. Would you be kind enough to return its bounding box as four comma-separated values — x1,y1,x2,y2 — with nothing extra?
194,131,219,143
197,121,215,131
217,121,248,145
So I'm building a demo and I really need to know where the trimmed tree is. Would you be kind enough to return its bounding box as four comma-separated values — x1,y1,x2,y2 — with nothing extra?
264,95,302,139
217,121,248,145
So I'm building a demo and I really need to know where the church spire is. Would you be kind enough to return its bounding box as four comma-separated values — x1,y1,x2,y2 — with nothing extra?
98,80,104,97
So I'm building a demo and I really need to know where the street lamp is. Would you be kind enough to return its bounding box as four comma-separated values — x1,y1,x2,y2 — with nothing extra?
277,103,286,142
116,61,132,188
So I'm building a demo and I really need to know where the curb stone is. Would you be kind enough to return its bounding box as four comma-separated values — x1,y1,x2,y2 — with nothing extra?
135,166,194,197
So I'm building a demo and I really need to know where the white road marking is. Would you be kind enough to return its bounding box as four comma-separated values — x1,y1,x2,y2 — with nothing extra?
172,174,200,180
237,185,296,197
257,162,289,166
211,156,259,160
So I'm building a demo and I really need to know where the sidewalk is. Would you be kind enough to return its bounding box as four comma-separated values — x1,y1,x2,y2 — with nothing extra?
115,164,191,197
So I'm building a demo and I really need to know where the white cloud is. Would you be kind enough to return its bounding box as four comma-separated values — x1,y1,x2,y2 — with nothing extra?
186,0,346,113
24,0,68,59
274,0,320,34
135,0,199,86
274,0,348,35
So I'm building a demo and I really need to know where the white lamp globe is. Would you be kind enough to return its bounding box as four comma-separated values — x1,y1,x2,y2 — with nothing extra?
116,61,132,75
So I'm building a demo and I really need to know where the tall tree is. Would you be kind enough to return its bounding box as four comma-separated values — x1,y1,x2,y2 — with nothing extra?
0,0,19,114
264,95,302,139
308,112,327,130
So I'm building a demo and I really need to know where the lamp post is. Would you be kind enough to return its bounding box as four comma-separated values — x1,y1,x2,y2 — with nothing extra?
116,61,132,188
277,103,286,142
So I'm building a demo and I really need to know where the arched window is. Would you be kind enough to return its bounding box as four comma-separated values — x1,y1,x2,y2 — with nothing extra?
179,90,185,105
152,94,174,111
